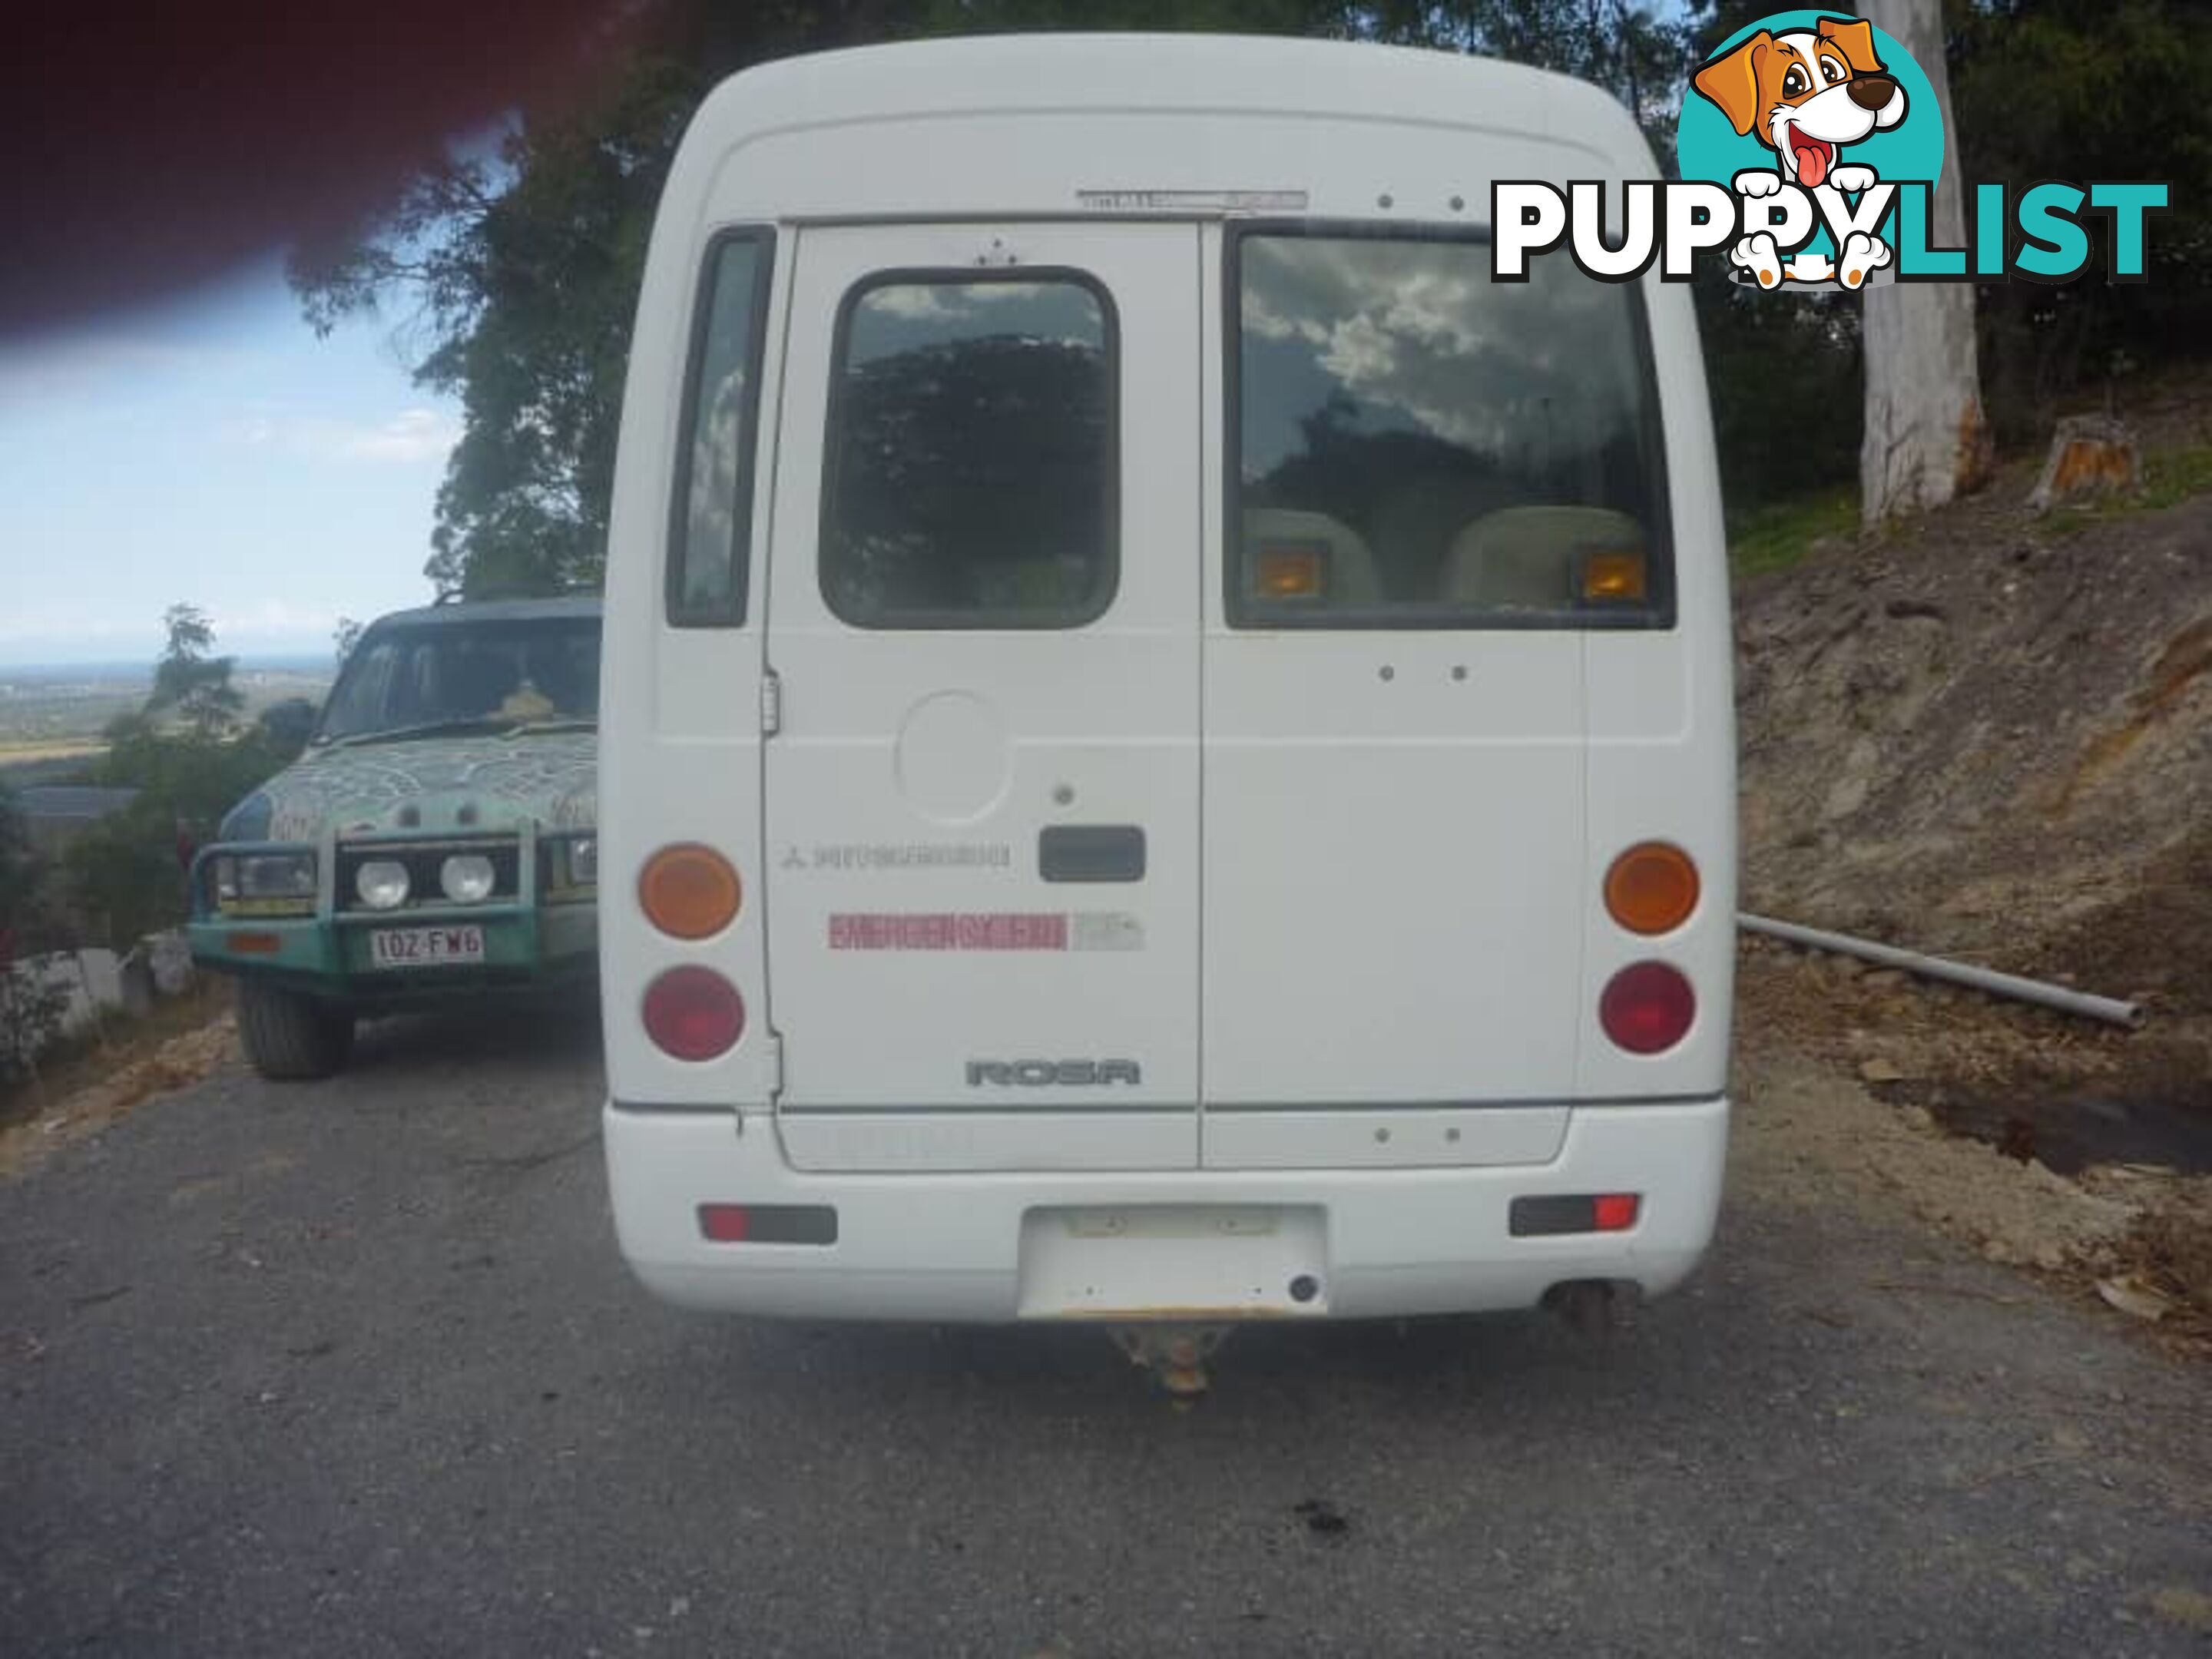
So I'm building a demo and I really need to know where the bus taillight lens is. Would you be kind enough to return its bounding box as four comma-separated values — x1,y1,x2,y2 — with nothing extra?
1604,843,1700,935
1599,962,1695,1055
642,966,746,1061
639,843,742,939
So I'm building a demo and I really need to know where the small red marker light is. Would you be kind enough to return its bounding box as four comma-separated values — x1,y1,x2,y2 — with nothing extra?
1593,1194,1641,1232
699,1204,751,1243
641,966,746,1061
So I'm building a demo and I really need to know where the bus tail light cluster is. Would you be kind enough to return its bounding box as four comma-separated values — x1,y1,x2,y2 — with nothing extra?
1599,843,1699,1056
639,844,747,1061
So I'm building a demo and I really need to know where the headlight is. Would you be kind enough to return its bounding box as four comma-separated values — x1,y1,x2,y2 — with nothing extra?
216,852,314,908
239,853,316,899
440,853,495,904
567,837,598,886
356,859,411,910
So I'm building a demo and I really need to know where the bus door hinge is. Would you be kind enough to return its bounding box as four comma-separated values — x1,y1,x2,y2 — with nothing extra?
765,1031,784,1103
760,669,783,737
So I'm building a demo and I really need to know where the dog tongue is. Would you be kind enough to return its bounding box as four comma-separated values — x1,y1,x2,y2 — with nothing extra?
1795,143,1830,187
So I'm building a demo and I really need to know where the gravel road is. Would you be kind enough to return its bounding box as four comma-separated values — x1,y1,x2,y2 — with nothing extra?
4,1006,2208,1656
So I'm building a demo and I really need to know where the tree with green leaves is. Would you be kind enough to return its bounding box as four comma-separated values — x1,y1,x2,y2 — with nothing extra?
0,786,41,936
1951,0,2212,443
76,607,298,950
290,0,1709,599
146,603,244,738
290,0,2209,568
0,785,71,1083
290,2,954,599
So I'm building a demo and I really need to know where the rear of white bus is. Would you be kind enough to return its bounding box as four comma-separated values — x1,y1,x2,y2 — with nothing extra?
597,38,1734,1327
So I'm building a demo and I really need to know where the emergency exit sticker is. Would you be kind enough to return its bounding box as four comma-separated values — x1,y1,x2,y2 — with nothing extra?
829,913,1068,951
1071,912,1145,952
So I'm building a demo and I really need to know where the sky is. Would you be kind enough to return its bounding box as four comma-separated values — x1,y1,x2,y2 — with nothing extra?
0,259,459,668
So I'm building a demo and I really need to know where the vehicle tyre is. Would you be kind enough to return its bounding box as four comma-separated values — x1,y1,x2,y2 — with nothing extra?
236,980,355,1081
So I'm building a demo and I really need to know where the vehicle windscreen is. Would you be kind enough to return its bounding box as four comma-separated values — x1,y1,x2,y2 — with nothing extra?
314,618,602,743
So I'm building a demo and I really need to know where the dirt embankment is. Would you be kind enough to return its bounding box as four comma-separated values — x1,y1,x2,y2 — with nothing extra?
0,1008,237,1180
1737,440,2212,1007
1734,383,2212,1339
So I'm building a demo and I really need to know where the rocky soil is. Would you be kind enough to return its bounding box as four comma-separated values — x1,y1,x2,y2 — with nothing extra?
1734,379,2212,1343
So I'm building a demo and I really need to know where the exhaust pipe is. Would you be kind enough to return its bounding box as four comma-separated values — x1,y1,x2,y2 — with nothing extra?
1541,1280,1624,1336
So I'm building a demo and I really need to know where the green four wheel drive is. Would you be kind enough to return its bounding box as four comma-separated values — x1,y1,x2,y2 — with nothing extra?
187,597,601,1079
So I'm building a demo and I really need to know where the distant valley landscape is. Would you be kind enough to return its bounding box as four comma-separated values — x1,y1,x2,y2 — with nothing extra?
0,656,334,780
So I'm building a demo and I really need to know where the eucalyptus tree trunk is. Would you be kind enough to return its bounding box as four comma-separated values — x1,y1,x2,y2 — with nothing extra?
1857,0,1992,527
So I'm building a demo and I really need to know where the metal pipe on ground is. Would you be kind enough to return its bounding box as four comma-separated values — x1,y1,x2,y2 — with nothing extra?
1737,912,2147,1030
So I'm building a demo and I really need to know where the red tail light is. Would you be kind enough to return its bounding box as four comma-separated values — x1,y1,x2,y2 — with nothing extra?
1599,962,1695,1055
699,1204,753,1242
642,966,746,1061
1592,1194,1641,1231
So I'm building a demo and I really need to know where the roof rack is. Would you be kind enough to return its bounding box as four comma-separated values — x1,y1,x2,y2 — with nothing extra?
435,580,603,604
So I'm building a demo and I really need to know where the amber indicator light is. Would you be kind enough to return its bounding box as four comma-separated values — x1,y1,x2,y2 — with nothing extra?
1582,549,1648,601
639,843,743,940
1253,542,1327,600
1604,843,1700,936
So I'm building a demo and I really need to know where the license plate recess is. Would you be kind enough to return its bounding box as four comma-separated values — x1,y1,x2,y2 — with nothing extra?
1016,1205,1327,1319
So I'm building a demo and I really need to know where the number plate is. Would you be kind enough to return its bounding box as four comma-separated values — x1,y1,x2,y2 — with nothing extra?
368,925,485,969
1016,1206,1327,1319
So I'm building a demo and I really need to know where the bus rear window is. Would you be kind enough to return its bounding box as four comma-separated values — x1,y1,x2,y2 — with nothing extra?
1228,228,1672,629
821,273,1118,629
670,230,773,626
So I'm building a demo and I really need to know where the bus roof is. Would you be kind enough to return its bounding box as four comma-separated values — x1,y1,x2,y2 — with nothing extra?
667,34,1650,227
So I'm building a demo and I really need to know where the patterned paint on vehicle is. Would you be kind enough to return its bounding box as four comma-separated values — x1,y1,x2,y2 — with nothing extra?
248,731,596,843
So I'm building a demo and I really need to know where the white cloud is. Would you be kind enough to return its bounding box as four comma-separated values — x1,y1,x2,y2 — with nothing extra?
0,608,144,646
220,405,460,465
1243,237,1639,459
211,599,344,641
865,285,968,322
340,407,462,462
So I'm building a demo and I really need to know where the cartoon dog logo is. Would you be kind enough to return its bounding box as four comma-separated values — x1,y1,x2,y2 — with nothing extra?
1692,15,1909,290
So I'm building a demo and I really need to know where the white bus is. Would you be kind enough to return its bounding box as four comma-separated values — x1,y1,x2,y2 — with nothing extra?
598,34,1734,1385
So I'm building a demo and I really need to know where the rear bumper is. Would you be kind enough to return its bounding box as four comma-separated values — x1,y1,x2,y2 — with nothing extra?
604,1097,1729,1323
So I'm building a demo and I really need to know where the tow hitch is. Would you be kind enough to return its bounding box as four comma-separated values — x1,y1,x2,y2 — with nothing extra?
1110,1323,1233,1400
